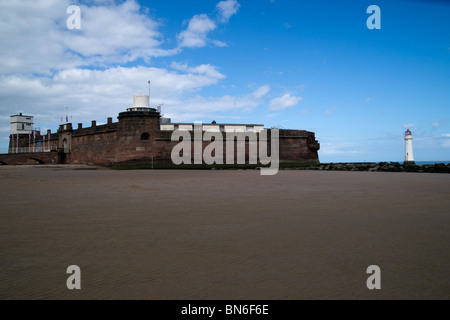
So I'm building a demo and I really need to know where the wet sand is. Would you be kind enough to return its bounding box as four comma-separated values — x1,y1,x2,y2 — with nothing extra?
0,166,449,300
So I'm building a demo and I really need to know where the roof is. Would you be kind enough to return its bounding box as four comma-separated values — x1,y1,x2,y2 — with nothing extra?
11,114,33,117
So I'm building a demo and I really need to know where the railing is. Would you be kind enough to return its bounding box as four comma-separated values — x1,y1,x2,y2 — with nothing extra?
4,146,58,154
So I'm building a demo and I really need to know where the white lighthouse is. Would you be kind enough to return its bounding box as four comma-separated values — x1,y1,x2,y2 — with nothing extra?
404,129,415,164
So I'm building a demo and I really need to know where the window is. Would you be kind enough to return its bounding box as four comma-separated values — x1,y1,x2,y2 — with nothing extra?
140,132,150,141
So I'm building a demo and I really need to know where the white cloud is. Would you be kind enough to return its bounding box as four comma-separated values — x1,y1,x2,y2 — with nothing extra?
320,142,360,156
211,40,228,47
0,0,246,148
253,85,271,99
216,0,241,23
269,94,302,111
0,0,75,75
177,0,242,48
0,65,271,140
170,62,226,80
325,106,336,116
163,85,270,121
442,134,450,137
62,1,174,61
0,0,174,75
177,14,217,48
0,64,225,126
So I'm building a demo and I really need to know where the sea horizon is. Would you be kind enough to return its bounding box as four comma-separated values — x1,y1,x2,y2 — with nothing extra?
324,161,450,165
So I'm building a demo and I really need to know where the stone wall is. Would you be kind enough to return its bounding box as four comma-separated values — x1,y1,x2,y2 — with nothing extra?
6,111,320,166
0,151,59,165
67,131,119,165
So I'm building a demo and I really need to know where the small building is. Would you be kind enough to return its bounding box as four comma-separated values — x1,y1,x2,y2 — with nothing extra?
10,113,34,135
160,122,265,133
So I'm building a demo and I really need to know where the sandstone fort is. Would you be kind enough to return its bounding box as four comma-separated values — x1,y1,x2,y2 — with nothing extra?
2,94,320,167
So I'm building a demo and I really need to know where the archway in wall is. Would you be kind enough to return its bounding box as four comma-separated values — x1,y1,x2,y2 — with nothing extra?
28,158,44,164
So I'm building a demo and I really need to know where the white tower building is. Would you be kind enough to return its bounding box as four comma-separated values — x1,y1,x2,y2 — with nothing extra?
10,113,33,135
404,129,415,164
126,94,151,112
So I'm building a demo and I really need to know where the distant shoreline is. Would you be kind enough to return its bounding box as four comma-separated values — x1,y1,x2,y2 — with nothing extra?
293,162,450,173
1,161,450,173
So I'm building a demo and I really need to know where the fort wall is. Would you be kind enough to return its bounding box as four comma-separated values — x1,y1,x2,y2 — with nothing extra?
5,110,320,167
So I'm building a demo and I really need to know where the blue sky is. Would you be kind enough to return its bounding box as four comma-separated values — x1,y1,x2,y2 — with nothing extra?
0,0,449,162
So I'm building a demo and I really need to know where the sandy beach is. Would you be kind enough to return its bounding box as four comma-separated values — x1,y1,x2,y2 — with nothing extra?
0,166,449,300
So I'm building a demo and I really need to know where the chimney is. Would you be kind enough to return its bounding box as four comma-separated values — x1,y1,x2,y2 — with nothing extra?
91,120,96,127
78,123,82,130
107,117,112,125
